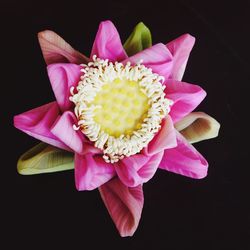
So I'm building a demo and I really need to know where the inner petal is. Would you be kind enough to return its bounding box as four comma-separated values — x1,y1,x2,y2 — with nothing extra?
91,78,149,137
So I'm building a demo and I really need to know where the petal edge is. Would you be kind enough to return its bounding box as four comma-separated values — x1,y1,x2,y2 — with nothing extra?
159,131,208,179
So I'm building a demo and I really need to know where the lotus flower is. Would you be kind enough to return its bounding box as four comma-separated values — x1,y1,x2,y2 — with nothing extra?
14,21,220,237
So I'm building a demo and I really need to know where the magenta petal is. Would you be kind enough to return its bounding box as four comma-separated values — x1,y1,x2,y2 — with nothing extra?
74,153,115,191
165,79,206,123
144,115,177,156
99,178,144,237
159,131,208,179
122,43,173,79
116,151,164,187
47,63,81,112
91,20,127,61
14,102,69,151
51,111,84,155
166,34,195,81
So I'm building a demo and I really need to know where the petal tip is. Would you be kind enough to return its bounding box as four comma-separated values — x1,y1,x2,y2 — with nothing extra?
182,33,196,43
200,87,207,99
13,113,29,130
119,228,137,237
74,181,82,191
136,21,149,30
13,114,19,128
99,20,114,28
74,175,88,191
194,167,208,179
38,29,53,39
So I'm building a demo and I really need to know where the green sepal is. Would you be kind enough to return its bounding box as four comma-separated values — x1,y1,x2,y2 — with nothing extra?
17,143,74,175
124,22,152,56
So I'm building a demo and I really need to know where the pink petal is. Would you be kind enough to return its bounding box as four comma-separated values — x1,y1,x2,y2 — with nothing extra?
115,151,164,187
81,141,103,155
166,34,196,81
164,79,206,123
74,153,115,191
91,20,127,61
159,131,208,179
99,178,144,237
14,102,70,151
51,111,85,155
122,43,173,79
47,63,81,112
143,115,177,156
38,30,89,65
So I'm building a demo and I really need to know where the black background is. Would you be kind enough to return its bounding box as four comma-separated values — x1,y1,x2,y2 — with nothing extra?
2,0,250,249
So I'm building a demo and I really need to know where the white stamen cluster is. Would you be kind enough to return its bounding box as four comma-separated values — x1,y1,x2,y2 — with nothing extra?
70,55,173,163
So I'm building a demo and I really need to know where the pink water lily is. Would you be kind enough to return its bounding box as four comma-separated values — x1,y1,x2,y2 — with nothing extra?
14,20,220,237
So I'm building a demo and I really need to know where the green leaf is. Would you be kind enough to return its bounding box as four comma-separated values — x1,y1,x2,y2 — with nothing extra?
124,22,152,56
17,143,74,175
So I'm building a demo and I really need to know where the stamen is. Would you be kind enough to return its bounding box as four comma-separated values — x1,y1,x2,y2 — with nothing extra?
70,55,173,163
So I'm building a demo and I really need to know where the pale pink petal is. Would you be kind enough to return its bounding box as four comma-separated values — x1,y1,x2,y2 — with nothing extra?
99,178,144,237
91,20,127,61
159,131,208,179
51,111,85,155
115,151,164,187
47,63,81,112
74,153,115,191
166,34,195,81
14,102,70,151
164,79,206,123
143,115,177,156
122,43,173,79
38,30,89,65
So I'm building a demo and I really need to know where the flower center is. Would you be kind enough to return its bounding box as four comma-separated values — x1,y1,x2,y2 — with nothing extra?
92,78,149,137
70,55,173,163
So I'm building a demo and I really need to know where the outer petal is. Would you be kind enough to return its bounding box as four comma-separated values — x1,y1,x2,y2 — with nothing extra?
74,153,115,191
99,178,144,237
175,112,220,144
115,151,164,187
47,63,81,112
143,115,177,156
51,111,85,155
166,34,196,81
164,79,206,123
159,131,208,179
122,43,173,79
38,30,89,65
91,20,127,61
14,102,70,151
